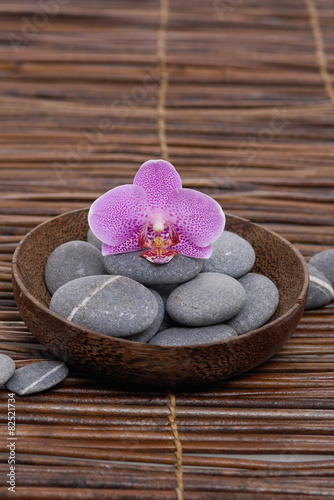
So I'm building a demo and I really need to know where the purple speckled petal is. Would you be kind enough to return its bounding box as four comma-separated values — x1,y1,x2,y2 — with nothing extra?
88,184,151,246
133,159,182,212
173,231,213,259
165,188,225,247
102,231,142,256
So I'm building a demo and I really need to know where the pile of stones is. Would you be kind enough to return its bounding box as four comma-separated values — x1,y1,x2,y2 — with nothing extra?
45,230,280,346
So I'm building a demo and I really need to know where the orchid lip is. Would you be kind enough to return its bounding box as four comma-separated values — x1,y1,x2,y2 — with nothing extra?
140,248,178,264
138,218,180,264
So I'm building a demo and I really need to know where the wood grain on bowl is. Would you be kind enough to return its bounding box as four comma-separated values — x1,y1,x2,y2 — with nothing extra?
12,209,309,387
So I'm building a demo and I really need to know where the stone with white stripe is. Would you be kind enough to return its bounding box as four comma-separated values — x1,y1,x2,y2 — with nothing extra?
306,263,334,310
5,361,68,396
45,240,107,295
50,275,159,337
309,250,334,287
0,354,16,386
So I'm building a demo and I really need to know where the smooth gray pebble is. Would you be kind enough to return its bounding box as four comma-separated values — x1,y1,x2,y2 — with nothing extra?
0,354,16,386
87,228,103,250
167,272,246,327
5,361,69,396
226,273,279,335
45,240,107,295
104,251,203,286
50,275,159,337
129,289,165,343
306,263,334,310
309,250,334,287
202,231,256,278
149,324,238,346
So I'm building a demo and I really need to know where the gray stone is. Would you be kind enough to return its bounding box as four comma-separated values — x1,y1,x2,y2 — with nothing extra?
306,263,334,310
149,324,238,346
5,361,68,396
166,272,246,327
50,275,159,338
87,228,103,250
150,283,178,301
158,312,176,333
202,231,256,278
309,250,334,287
45,240,107,295
129,289,165,343
226,273,279,335
150,285,178,332
104,251,203,286
0,354,15,385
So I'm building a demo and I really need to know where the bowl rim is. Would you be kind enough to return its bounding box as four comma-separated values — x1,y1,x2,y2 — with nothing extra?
12,208,309,350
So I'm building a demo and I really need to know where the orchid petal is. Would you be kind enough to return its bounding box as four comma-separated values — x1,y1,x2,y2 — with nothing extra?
173,231,213,259
133,159,182,212
88,184,151,246
102,231,142,256
165,188,225,247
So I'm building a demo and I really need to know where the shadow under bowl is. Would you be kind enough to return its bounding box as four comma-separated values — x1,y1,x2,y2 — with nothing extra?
12,209,309,388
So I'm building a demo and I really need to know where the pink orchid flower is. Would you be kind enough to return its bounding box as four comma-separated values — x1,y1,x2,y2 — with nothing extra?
88,159,225,264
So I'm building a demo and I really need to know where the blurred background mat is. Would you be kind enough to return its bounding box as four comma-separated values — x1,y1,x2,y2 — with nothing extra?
1,0,334,498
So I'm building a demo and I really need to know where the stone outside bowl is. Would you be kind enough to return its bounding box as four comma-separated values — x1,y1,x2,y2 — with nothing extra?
12,208,309,388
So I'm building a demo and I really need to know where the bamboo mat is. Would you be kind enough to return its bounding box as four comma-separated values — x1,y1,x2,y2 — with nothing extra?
1,0,334,498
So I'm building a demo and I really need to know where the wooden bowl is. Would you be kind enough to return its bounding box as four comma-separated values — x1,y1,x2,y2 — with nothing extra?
12,208,308,388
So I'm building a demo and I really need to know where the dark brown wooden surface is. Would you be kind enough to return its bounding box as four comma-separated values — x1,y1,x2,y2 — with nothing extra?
1,0,334,498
